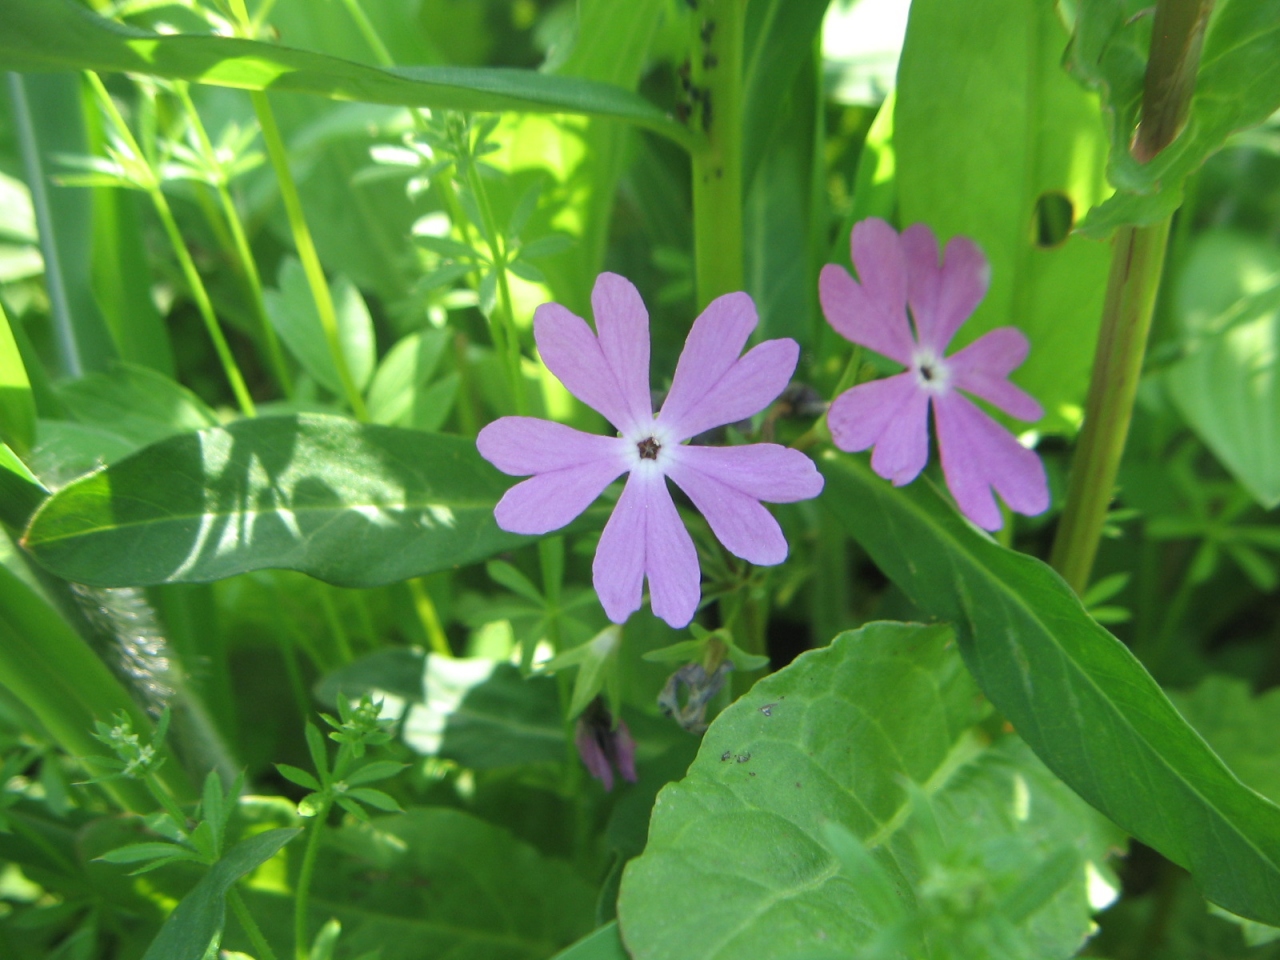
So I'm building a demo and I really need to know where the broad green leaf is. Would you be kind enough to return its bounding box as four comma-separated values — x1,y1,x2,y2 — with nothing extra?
618,623,1121,960
549,922,627,960
22,414,527,588
242,809,594,960
141,827,299,960
7,71,117,376
27,418,137,486
0,299,35,456
1162,230,1280,507
1171,676,1280,807
0,0,692,150
317,648,565,768
56,363,219,450
1069,0,1280,231
895,0,1113,431
366,328,457,432
819,450,1280,925
264,258,375,398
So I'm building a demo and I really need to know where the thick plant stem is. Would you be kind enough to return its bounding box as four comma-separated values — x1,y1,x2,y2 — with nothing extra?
1050,220,1171,593
250,91,368,419
690,0,746,309
86,73,256,415
294,804,330,960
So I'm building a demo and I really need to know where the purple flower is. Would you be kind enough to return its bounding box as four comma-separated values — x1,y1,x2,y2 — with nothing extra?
819,218,1049,531
574,699,636,791
477,273,824,628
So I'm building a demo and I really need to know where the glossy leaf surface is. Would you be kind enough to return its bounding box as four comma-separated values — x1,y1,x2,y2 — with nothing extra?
23,414,527,587
819,451,1280,924
618,622,1120,960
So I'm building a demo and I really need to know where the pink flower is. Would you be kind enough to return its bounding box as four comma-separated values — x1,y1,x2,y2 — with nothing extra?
477,273,824,629
820,218,1049,531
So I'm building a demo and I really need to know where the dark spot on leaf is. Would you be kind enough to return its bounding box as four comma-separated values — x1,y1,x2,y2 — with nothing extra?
759,703,776,717
1035,191,1074,248
721,750,731,762
735,753,750,763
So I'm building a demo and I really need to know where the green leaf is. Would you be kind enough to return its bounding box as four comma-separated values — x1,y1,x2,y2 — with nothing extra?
549,922,628,960
819,450,1280,925
895,0,1114,431
317,648,565,769
486,559,544,606
0,299,35,457
265,259,375,398
0,0,692,150
22,414,528,588
308,919,342,960
1162,230,1280,507
346,788,401,813
0,442,48,530
276,763,322,792
141,827,299,960
55,363,219,450
1170,675,1280,807
617,623,1121,960
366,328,457,433
97,842,196,865
1070,0,1280,231
7,71,117,376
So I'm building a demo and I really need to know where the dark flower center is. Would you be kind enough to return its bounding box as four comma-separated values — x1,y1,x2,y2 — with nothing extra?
637,437,661,460
919,362,936,382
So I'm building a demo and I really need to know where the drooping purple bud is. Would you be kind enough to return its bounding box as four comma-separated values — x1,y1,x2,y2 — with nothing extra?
575,698,638,791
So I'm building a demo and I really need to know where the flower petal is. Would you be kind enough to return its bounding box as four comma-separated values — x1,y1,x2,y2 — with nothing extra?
657,291,757,433
918,235,990,354
870,388,931,486
477,417,629,476
640,472,701,628
852,217,908,317
664,463,785,566
666,443,824,503
592,272,653,433
534,302,636,432
658,338,798,443
828,372,918,453
947,328,1044,422
593,471,648,623
494,456,628,535
933,392,1049,531
819,263,915,365
574,721,614,791
902,222,942,342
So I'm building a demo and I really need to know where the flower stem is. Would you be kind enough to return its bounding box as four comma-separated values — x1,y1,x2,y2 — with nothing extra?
1050,0,1207,593
690,0,746,309
228,885,280,960
174,83,294,396
1050,220,1171,593
293,801,330,960
337,0,395,67
86,73,256,416
407,577,451,657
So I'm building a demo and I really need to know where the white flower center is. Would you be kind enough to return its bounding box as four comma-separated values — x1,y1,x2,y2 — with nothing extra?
911,349,951,394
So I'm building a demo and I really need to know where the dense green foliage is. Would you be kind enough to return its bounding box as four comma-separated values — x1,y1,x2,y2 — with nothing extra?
2,1,1280,959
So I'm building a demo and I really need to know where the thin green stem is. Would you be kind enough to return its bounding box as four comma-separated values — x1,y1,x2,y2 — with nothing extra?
407,578,451,657
175,83,294,395
86,73,256,416
318,590,354,665
293,804,330,960
229,886,280,960
690,0,746,309
337,0,394,67
1049,220,1172,594
145,773,189,828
